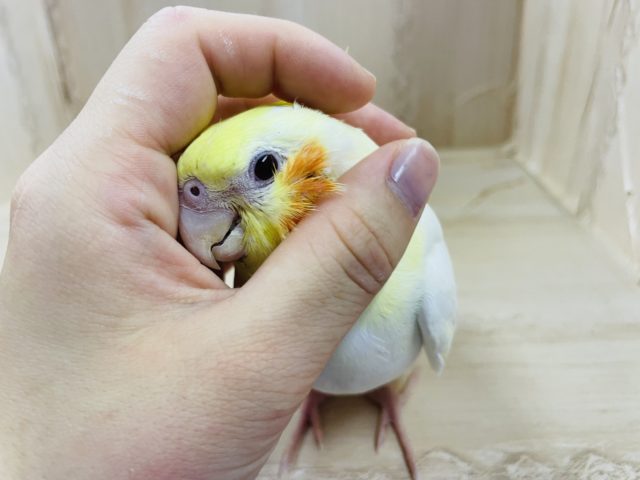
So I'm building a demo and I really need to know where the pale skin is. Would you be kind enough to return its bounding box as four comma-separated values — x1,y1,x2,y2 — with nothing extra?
0,7,439,480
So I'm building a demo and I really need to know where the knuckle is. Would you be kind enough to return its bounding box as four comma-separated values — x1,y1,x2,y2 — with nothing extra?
325,205,395,296
140,6,195,37
10,166,42,225
10,174,28,219
147,5,192,25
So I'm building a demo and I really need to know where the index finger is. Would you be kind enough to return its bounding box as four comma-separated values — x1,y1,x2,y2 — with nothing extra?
85,7,376,154
213,97,416,144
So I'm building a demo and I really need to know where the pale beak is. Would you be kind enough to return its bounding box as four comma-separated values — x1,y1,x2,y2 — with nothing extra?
179,207,245,270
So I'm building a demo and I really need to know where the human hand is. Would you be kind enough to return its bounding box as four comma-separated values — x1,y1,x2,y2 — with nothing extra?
0,7,439,479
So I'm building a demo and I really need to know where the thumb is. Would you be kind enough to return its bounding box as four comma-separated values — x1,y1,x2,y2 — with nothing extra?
236,138,439,378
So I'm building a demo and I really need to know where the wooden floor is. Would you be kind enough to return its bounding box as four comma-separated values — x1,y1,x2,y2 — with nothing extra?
1,148,639,478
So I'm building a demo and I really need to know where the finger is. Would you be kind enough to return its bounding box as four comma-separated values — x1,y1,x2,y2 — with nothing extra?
334,104,416,144
204,139,440,392
82,7,376,154
212,99,416,144
212,95,282,122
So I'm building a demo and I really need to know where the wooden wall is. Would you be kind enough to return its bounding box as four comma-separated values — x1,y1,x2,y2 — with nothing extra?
515,0,640,279
0,0,522,200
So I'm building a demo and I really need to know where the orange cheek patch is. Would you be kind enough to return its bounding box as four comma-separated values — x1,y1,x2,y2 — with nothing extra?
279,141,339,229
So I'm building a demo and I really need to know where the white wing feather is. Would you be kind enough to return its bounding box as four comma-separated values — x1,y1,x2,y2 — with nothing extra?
416,208,457,374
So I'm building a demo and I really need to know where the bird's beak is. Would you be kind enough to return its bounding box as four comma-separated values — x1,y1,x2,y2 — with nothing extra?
179,207,245,270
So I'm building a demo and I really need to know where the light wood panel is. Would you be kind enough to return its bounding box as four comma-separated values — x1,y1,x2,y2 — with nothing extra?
0,0,75,197
46,0,522,147
515,0,640,279
0,0,522,202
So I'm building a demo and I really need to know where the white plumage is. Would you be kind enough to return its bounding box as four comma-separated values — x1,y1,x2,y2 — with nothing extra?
314,204,456,394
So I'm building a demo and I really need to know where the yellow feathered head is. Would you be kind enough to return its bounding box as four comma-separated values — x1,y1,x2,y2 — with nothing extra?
177,103,377,282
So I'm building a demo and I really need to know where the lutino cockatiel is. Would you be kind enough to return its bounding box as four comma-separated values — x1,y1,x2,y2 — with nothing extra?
177,103,456,479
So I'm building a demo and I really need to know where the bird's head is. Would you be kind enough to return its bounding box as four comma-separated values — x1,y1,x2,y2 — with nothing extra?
177,104,374,281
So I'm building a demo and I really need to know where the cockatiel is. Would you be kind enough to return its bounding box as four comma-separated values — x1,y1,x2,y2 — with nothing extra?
177,103,456,479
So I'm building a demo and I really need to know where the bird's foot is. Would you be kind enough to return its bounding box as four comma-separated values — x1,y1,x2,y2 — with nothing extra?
366,369,420,480
278,390,326,477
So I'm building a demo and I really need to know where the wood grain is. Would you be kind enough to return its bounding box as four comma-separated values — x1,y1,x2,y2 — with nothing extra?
515,0,640,280
0,0,522,185
0,0,74,196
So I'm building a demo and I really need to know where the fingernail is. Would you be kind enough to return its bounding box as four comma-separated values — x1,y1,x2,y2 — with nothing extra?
388,139,439,217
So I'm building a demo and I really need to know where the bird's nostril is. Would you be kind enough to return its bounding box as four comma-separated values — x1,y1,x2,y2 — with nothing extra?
190,185,201,197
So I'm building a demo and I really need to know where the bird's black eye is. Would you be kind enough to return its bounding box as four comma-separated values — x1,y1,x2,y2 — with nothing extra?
190,185,201,197
253,153,279,181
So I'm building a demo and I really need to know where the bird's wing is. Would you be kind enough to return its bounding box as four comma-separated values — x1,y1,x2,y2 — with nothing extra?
416,207,457,374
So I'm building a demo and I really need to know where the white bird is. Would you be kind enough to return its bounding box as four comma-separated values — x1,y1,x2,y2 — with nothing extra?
176,103,457,479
